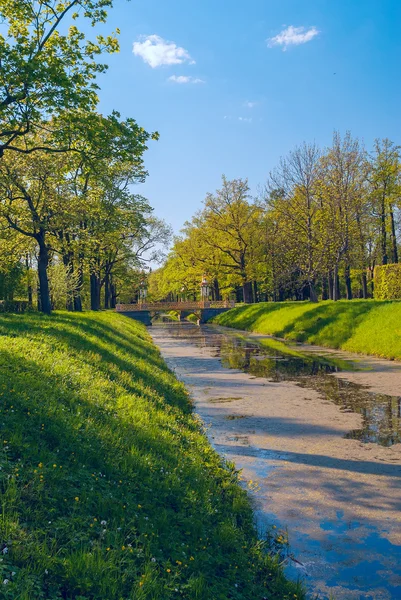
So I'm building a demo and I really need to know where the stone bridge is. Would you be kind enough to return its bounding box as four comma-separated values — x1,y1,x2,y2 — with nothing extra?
115,300,235,326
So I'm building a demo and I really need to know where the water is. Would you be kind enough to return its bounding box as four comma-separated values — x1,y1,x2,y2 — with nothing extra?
158,323,401,446
151,322,401,600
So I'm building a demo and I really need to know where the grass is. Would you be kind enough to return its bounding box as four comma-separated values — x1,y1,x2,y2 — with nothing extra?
0,311,303,599
213,299,401,360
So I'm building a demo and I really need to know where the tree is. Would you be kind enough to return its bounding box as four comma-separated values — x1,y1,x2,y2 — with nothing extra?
0,0,120,156
369,139,401,266
194,176,263,303
266,143,322,302
0,111,157,314
0,146,69,313
319,132,368,300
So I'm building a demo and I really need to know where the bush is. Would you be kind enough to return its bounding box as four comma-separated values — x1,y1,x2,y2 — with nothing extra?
374,264,401,300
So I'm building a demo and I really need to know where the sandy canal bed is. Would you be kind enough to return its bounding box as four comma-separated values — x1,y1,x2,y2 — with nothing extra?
151,323,401,600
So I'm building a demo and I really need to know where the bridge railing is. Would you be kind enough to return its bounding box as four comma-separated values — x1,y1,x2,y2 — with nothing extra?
116,300,235,312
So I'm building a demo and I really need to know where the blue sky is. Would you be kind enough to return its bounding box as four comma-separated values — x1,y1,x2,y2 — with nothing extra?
92,0,401,234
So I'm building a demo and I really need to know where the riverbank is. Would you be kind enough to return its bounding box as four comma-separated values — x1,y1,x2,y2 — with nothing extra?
212,299,401,360
0,312,303,599
151,322,401,599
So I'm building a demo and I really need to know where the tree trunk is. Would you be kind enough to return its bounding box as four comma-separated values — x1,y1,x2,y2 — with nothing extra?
213,279,221,301
309,281,318,303
389,204,399,263
104,272,110,309
62,252,75,311
37,235,52,315
361,271,368,299
321,276,328,301
90,272,101,311
344,264,352,300
25,254,33,306
73,256,84,312
253,281,259,303
332,265,340,301
369,265,375,296
242,281,253,304
111,281,117,309
381,196,388,265
328,272,333,300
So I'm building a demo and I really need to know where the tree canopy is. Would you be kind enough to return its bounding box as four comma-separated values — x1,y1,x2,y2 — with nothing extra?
151,133,401,304
0,0,121,156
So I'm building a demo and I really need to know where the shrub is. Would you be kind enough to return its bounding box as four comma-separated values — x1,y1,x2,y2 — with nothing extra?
374,264,401,299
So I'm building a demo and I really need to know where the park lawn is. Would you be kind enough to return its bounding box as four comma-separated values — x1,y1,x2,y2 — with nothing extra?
0,311,303,600
213,300,401,360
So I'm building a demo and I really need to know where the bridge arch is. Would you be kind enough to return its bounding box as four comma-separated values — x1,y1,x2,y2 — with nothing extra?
116,301,235,326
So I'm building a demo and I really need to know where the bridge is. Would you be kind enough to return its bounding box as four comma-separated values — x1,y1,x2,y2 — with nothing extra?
116,300,235,326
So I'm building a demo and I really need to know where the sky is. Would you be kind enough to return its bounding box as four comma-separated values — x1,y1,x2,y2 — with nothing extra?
89,0,401,234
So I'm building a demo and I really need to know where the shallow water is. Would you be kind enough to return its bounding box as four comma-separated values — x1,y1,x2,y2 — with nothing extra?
162,323,401,446
151,322,401,600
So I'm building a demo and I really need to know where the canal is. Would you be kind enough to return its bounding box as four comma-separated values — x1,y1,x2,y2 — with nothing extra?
151,322,401,600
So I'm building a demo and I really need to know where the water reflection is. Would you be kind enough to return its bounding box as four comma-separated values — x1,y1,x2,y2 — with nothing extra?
156,322,401,447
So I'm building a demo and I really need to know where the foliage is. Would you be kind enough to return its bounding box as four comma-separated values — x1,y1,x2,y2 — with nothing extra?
48,262,81,310
0,311,304,599
156,133,401,305
213,299,401,360
369,139,401,265
151,176,264,303
0,0,121,156
0,119,164,314
374,264,401,300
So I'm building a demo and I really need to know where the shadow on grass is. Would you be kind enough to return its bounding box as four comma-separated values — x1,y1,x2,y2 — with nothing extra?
0,312,304,599
0,312,190,414
215,302,288,330
216,300,387,350
276,301,380,346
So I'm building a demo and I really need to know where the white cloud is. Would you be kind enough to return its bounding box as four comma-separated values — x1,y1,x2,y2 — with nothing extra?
268,26,319,50
133,34,195,68
244,101,257,108
238,117,252,123
168,75,205,84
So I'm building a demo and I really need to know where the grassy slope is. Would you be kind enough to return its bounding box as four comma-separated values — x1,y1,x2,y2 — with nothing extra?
0,312,302,600
213,300,401,360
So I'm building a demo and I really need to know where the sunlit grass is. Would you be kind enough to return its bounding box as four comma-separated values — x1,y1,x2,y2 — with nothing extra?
214,300,401,360
0,311,303,599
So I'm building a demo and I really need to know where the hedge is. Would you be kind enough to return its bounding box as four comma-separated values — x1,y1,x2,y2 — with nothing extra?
374,264,401,300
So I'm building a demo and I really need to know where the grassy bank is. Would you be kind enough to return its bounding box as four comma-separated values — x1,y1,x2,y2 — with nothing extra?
0,312,302,599
213,300,401,360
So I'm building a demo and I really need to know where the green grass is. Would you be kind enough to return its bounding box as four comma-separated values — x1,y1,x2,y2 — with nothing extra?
213,300,401,360
0,311,303,599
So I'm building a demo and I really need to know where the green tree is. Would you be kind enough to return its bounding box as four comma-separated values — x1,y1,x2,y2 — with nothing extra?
193,176,263,303
0,0,120,156
266,143,323,302
369,139,401,265
0,146,69,313
319,132,368,300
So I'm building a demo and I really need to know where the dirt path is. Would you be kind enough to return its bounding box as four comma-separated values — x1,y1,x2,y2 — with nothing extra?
151,323,401,600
